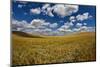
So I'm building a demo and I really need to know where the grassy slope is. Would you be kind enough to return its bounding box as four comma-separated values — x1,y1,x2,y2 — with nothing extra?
12,31,43,38
12,31,96,65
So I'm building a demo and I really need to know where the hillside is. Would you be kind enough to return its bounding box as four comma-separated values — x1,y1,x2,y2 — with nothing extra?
12,32,96,66
12,31,43,38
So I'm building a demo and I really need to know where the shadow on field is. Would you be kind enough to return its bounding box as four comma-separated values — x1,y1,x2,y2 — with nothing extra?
12,31,43,38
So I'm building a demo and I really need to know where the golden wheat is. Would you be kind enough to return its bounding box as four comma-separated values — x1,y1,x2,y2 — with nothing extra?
12,32,96,65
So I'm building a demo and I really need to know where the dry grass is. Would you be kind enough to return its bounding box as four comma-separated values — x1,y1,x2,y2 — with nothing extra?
12,31,96,66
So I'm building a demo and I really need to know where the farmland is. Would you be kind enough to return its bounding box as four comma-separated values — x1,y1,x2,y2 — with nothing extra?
12,31,96,66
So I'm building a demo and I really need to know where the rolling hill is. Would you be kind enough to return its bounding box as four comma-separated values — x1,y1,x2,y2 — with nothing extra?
12,31,96,66
12,31,43,38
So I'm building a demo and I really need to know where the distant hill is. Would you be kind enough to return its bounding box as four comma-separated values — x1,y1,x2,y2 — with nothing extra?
73,32,95,37
12,31,43,38
12,31,95,38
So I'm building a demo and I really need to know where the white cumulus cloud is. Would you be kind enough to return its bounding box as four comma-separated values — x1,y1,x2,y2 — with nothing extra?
30,19,50,28
69,16,76,22
12,20,28,31
83,23,87,25
79,26,95,32
76,23,83,28
30,8,41,14
30,4,79,17
42,4,50,10
49,23,58,28
53,4,79,17
76,12,92,21
42,4,54,17
57,22,74,33
72,26,95,32
18,4,23,8
46,7,54,17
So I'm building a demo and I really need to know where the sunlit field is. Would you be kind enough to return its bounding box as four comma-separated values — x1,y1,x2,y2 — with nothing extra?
12,31,96,66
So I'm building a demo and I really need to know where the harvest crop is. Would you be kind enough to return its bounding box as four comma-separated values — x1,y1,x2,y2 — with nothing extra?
12,31,96,66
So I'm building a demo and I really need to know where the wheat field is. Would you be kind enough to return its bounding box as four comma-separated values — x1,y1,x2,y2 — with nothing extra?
12,31,96,66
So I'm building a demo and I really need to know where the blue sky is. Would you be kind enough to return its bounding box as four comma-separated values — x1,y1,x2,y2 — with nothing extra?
12,1,96,36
